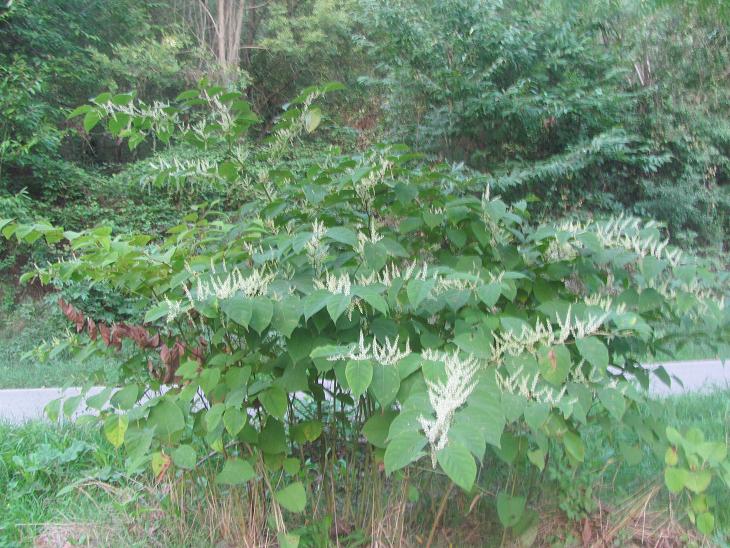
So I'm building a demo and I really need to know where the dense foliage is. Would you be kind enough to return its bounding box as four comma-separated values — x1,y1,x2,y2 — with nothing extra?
3,85,729,543
360,0,730,247
3,0,730,543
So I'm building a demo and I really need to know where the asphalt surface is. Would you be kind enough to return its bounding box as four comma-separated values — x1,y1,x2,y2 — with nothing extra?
0,360,726,424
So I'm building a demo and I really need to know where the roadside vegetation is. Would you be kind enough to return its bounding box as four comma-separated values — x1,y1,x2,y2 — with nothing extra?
1,0,730,546
2,389,728,547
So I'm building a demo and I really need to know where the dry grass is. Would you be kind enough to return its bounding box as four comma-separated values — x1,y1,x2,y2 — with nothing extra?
533,482,704,548
17,456,713,548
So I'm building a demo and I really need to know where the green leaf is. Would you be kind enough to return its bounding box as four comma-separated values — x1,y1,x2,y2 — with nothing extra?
477,282,501,307
200,368,221,394
63,395,82,418
304,107,322,133
666,426,683,446
223,407,246,436
260,419,287,454
309,344,347,373
272,297,301,338
346,359,373,398
514,509,539,547
83,110,101,132
698,441,727,465
111,93,134,106
67,104,92,119
326,293,351,323
151,452,170,478
221,297,252,328
326,226,358,247
407,278,435,308
147,399,185,438
697,512,715,535
563,431,585,462
172,445,197,469
250,297,273,334
103,414,128,448
576,336,609,372
363,412,396,449
523,403,550,432
370,364,400,407
205,403,225,432
619,442,643,466
45,398,62,422
537,344,571,385
111,384,139,410
684,470,712,493
665,447,679,466
283,457,300,475
302,289,330,320
527,449,546,471
292,420,323,443
354,285,388,314
384,431,426,475
597,387,626,421
275,482,307,512
437,442,476,492
86,387,113,410
144,302,170,323
277,533,300,548
216,458,255,485
497,492,526,528
259,386,288,420
363,242,387,271
664,467,687,493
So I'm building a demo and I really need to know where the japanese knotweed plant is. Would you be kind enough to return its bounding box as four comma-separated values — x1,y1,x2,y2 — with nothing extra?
2,82,729,539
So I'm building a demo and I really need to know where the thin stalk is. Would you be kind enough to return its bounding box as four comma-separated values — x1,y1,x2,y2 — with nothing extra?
426,481,454,548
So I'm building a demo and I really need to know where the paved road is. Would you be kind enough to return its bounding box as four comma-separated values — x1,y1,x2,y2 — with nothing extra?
0,386,109,424
0,360,727,424
647,359,729,396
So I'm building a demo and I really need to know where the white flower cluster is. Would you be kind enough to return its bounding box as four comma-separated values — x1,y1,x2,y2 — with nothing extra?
418,349,480,466
153,156,218,178
570,363,605,385
354,156,392,209
306,219,329,274
182,261,272,303
556,214,683,267
657,279,726,315
356,260,429,287
98,99,171,125
328,331,412,366
480,186,511,244
495,365,576,407
268,92,322,159
545,239,578,262
490,307,609,360
584,293,626,314
314,271,352,296
163,296,186,324
355,224,384,255
434,273,480,294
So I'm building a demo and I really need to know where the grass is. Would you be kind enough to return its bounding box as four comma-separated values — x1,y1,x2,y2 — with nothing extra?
650,342,730,363
0,299,117,389
587,389,730,546
1,390,728,547
0,421,139,547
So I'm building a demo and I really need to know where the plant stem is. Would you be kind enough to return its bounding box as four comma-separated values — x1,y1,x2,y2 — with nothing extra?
426,481,454,548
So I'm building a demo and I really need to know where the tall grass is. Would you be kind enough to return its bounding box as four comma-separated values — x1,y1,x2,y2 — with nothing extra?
0,299,117,389
1,391,728,546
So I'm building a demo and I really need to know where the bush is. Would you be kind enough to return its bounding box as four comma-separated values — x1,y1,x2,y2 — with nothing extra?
2,84,729,542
